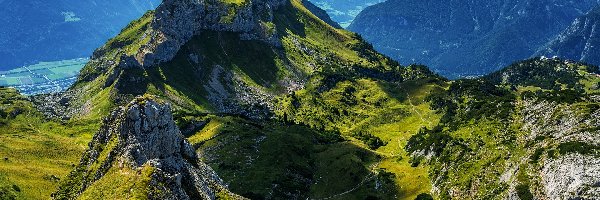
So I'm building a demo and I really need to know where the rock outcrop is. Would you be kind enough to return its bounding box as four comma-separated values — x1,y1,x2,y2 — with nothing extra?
521,99,600,145
542,154,600,199
53,96,245,199
126,0,288,68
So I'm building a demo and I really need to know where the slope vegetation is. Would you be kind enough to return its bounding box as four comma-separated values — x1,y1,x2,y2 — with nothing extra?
1,0,599,199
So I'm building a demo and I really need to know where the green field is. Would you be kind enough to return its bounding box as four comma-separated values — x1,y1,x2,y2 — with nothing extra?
0,58,88,86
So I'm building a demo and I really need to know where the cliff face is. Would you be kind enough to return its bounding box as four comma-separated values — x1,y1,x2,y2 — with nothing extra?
53,97,243,200
104,0,288,69
519,98,600,199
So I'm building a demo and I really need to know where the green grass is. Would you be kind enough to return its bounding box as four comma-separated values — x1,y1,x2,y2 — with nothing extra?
189,115,399,199
105,11,154,56
77,165,155,200
271,77,445,199
220,0,246,5
0,88,94,200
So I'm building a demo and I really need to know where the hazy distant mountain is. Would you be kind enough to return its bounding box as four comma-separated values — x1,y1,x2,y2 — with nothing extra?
303,0,342,28
308,0,384,27
0,0,159,71
349,0,600,78
537,6,600,66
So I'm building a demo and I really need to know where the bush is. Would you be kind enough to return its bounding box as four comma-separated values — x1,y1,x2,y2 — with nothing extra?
558,142,600,155
315,130,344,144
516,184,533,200
352,132,386,150
529,148,544,163
409,155,424,167
415,193,434,200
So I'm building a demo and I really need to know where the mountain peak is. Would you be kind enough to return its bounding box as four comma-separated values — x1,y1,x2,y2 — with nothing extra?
70,0,418,120
111,0,288,69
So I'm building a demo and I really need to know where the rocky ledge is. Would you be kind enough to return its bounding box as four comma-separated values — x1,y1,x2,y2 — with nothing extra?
53,96,245,199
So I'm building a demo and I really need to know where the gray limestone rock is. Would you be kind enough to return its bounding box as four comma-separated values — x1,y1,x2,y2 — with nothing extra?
54,96,246,199
542,154,600,200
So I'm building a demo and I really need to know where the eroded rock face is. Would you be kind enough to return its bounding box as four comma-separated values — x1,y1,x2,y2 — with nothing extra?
54,97,244,199
135,0,287,67
542,154,600,200
521,99,600,145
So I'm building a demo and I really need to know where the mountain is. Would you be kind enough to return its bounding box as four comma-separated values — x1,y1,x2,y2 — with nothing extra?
348,0,600,78
408,58,600,199
537,6,600,66
68,0,412,122
0,0,160,71
0,0,599,199
308,0,385,27
3,0,433,199
302,0,342,29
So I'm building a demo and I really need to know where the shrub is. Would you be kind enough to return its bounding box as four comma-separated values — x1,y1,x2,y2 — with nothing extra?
516,184,533,200
415,193,434,200
529,148,544,163
558,142,600,155
352,132,386,150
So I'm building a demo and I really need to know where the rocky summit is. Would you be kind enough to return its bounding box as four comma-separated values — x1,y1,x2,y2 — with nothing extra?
106,0,288,69
52,96,244,200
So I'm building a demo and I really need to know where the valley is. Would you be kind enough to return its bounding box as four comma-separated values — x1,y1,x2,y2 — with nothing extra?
307,0,384,27
0,0,598,199
0,58,88,95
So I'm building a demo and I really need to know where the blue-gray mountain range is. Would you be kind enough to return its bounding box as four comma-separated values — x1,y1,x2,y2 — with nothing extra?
0,0,159,71
349,0,600,78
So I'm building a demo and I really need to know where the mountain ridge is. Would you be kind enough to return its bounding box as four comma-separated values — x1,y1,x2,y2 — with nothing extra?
0,0,599,199
537,6,600,66
52,96,245,199
348,0,600,78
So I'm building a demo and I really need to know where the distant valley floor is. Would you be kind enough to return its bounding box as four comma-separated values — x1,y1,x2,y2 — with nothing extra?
0,58,88,95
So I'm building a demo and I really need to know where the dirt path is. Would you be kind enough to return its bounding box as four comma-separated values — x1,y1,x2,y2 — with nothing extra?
406,93,431,127
312,161,381,200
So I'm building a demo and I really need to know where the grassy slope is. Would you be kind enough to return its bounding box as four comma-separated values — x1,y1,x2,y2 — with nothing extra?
181,1,446,199
76,165,155,200
406,59,600,199
273,76,446,198
0,88,95,199
187,78,445,199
